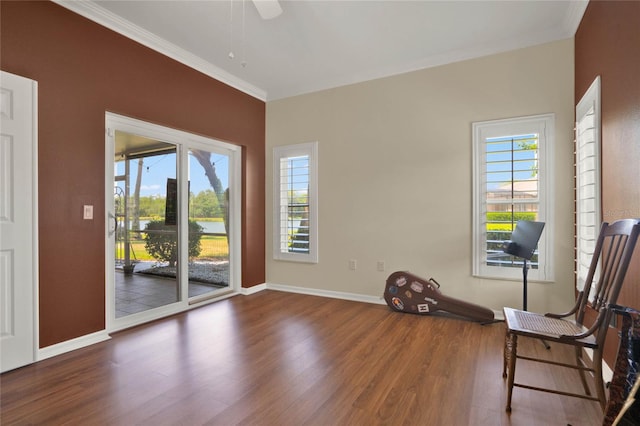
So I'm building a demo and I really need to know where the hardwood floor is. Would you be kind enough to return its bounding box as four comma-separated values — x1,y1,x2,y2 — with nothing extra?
1,291,604,425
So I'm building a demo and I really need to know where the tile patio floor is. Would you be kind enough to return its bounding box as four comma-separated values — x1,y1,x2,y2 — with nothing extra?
115,267,225,318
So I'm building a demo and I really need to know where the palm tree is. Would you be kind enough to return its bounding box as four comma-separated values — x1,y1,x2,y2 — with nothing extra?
190,150,229,236
131,158,143,237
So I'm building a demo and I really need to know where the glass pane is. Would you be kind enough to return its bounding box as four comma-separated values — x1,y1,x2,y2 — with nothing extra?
284,156,309,254
114,133,179,318
187,148,230,299
485,134,540,270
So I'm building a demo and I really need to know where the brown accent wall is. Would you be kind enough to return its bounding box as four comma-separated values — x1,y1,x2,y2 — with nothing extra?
575,0,640,363
1,1,265,348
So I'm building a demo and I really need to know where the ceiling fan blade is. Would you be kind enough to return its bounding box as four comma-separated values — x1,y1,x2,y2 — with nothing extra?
252,0,282,20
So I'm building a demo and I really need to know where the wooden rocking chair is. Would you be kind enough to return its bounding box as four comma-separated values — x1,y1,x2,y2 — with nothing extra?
502,218,640,412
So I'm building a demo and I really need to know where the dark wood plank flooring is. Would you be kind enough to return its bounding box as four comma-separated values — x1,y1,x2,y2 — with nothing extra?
1,291,604,425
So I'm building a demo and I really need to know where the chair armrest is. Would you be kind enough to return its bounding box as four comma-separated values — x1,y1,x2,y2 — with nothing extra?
560,306,610,341
545,293,584,319
559,324,599,341
546,312,571,319
610,303,640,316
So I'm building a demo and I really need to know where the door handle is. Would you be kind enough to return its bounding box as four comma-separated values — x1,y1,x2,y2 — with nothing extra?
108,212,117,236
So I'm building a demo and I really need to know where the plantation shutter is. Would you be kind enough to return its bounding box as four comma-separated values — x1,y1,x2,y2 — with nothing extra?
484,134,540,269
273,142,318,263
575,77,601,294
472,114,553,281
278,155,310,254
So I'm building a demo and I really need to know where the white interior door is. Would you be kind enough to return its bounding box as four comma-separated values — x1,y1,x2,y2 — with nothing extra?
0,71,38,372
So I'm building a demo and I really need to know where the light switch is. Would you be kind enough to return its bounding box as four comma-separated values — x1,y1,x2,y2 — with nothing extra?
83,205,93,220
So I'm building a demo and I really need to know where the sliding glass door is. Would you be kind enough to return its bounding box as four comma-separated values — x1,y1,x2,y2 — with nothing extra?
187,148,230,301
113,137,179,318
106,113,241,331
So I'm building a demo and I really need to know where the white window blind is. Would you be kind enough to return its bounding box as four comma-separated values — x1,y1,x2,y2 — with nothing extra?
273,142,318,263
473,114,554,281
279,155,309,254
575,76,601,294
484,134,540,268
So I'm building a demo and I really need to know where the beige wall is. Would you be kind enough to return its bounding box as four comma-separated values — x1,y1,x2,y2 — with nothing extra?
266,39,575,314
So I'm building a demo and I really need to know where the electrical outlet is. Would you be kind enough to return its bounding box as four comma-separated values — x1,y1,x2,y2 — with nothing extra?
377,261,385,272
349,259,357,270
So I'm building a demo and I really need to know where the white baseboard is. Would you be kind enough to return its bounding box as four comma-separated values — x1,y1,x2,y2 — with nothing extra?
584,347,614,384
261,283,507,316
241,283,267,295
38,330,111,361
265,282,386,305
603,359,613,383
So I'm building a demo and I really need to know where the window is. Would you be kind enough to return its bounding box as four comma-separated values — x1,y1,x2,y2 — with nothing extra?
472,114,554,281
575,76,601,296
273,142,318,263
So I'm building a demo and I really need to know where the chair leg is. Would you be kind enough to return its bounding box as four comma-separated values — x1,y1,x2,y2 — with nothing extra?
592,347,607,412
505,333,518,412
574,346,592,396
503,330,509,378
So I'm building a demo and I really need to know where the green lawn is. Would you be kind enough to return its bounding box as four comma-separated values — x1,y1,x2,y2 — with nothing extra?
116,235,229,261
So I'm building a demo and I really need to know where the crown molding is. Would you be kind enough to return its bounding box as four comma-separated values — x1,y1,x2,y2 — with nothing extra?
52,0,267,101
561,0,589,37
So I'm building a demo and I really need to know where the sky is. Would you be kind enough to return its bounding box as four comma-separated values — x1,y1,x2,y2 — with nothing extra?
116,151,229,197
115,137,531,198
485,134,538,192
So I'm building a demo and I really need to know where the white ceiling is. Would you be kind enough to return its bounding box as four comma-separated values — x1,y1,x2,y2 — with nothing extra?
55,0,588,101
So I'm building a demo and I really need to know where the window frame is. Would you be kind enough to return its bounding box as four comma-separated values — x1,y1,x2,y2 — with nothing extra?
472,114,555,281
272,141,319,263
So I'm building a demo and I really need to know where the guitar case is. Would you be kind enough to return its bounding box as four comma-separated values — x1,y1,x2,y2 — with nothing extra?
384,271,495,322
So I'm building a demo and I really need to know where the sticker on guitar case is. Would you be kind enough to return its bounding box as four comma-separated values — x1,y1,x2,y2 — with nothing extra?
417,304,430,313
410,281,424,293
391,297,405,311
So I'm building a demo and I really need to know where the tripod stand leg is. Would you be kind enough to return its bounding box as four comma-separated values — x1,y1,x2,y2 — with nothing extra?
522,259,528,311
524,260,550,349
